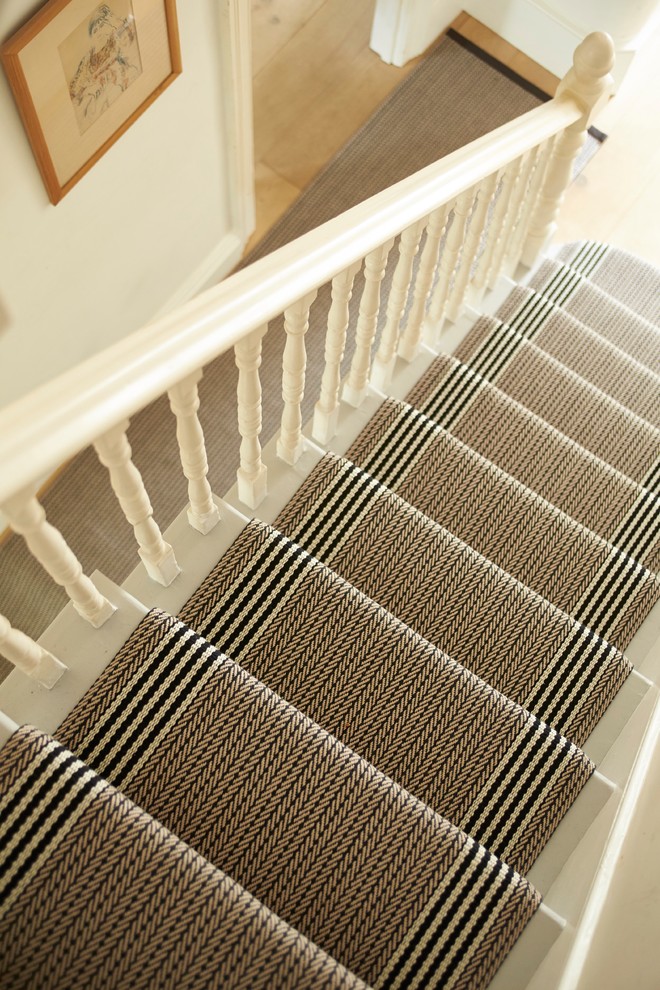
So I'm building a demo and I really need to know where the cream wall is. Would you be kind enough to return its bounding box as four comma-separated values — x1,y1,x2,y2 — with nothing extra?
0,0,253,406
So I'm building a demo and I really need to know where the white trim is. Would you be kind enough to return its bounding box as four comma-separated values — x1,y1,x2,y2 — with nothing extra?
152,232,244,320
370,0,462,66
220,0,255,244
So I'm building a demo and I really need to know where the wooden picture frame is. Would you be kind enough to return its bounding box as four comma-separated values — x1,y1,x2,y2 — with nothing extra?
1,0,181,204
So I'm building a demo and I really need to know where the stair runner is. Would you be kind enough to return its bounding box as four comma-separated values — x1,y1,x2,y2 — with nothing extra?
178,518,593,873
2,240,658,988
0,725,366,990
53,609,539,990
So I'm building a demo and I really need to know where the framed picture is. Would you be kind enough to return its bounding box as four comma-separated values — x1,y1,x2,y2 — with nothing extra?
1,0,181,203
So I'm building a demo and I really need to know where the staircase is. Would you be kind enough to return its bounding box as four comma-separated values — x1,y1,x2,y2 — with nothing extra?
1,30,659,990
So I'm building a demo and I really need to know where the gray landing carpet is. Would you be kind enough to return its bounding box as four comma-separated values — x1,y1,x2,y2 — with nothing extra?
0,31,553,660
0,725,366,990
54,608,541,990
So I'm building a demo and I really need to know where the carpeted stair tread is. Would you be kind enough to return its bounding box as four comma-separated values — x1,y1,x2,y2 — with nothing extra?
494,285,660,428
56,609,539,990
346,398,660,650
453,316,660,488
179,518,593,872
528,257,660,371
0,725,365,990
274,452,632,745
407,353,660,572
555,241,660,327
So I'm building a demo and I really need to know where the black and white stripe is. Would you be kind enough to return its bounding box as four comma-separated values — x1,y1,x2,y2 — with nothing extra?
74,622,223,788
376,842,518,990
0,735,105,918
559,241,610,279
358,402,660,631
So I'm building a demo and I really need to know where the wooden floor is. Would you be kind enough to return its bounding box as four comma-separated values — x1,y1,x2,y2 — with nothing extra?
248,2,660,267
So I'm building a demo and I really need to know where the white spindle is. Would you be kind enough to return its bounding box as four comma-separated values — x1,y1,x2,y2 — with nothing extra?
476,157,524,292
235,324,268,508
371,219,425,390
168,370,221,535
507,139,553,271
486,151,532,289
343,239,394,408
398,203,452,362
472,166,508,291
522,32,615,266
1,492,115,627
312,262,361,445
426,187,475,342
277,289,319,466
445,173,498,322
0,613,66,688
94,422,181,586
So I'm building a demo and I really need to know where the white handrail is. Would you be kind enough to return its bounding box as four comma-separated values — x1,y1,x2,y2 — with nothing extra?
0,98,584,504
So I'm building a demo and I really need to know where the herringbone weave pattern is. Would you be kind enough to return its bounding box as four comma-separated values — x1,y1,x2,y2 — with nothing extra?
0,725,366,990
452,317,660,487
494,285,660,426
407,354,660,571
346,397,660,650
555,241,660,328
528,254,660,369
56,609,540,990
179,518,593,873
274,453,632,745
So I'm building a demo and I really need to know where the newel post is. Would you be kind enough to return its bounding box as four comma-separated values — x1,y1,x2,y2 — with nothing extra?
521,31,614,268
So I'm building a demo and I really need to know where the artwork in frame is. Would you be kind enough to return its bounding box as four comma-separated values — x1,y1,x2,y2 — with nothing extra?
1,0,181,204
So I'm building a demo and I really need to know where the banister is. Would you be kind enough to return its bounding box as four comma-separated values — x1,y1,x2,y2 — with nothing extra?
0,96,584,503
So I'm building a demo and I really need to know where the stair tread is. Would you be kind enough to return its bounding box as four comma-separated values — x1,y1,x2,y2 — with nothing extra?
0,724,365,990
495,284,660,428
407,353,660,571
55,608,540,990
528,257,660,371
274,452,632,746
555,241,660,328
346,397,660,650
452,318,660,489
179,517,593,873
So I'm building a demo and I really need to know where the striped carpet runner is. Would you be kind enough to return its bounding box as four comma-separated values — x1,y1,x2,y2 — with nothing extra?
50,607,540,990
178,518,593,873
0,725,366,990
406,354,660,569
555,241,660,325
274,452,632,745
346,398,659,649
1,241,657,987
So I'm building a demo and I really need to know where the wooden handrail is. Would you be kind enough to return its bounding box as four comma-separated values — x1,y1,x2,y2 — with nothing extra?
0,96,584,504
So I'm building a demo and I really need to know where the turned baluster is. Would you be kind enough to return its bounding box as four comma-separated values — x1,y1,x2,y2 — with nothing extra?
446,173,498,322
472,165,508,291
312,262,361,445
507,139,554,270
486,151,532,288
426,187,475,342
1,491,115,627
277,289,319,466
476,156,524,291
343,239,394,408
168,370,221,534
94,422,181,586
522,32,615,267
398,203,451,362
235,324,268,507
371,219,425,390
0,613,66,688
